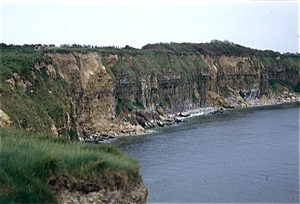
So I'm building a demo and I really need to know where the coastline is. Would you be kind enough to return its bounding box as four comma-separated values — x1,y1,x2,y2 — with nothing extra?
165,91,300,124
65,92,299,204
81,91,299,143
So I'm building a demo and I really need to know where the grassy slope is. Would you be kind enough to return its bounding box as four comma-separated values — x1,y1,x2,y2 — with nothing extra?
1,43,299,132
0,43,298,203
0,45,69,134
0,128,141,203
142,42,300,93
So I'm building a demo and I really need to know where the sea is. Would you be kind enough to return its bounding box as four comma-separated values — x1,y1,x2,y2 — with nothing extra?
113,102,300,203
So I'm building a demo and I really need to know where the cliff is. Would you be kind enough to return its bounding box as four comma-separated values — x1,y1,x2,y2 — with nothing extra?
1,41,299,203
0,128,148,204
1,42,299,137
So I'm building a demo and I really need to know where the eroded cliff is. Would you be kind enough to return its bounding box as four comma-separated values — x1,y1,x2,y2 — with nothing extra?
1,42,299,138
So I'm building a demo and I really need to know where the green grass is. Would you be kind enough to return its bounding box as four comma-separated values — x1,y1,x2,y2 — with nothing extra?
116,97,145,115
269,79,299,93
159,97,171,108
0,45,70,134
1,43,299,134
0,46,52,81
0,128,141,204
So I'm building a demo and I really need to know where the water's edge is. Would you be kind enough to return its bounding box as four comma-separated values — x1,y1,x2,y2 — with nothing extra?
114,102,299,203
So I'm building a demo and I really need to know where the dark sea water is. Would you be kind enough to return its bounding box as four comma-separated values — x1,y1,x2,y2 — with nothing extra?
113,103,299,203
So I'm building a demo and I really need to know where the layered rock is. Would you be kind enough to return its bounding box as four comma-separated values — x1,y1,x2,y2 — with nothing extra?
47,52,146,137
57,183,148,204
50,177,148,204
44,46,299,137
1,42,299,204
0,109,12,128
1,42,299,136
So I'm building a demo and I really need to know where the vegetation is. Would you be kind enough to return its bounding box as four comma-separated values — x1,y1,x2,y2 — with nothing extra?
269,79,299,93
0,41,298,203
0,128,141,204
0,44,69,133
0,42,299,133
159,97,171,108
116,97,145,115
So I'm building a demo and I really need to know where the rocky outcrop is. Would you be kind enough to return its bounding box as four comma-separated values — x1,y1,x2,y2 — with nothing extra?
1,42,299,137
49,176,148,204
206,91,232,108
46,50,210,136
47,52,146,137
57,183,148,204
0,109,12,128
1,42,299,204
44,47,300,137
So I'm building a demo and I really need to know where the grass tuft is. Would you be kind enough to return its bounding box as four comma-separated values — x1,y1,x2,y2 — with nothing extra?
0,128,141,203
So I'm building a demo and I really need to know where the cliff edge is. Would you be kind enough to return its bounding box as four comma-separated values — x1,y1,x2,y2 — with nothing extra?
0,41,299,203
1,41,299,137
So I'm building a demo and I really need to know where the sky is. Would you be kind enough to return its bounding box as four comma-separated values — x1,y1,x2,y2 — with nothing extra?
0,0,299,53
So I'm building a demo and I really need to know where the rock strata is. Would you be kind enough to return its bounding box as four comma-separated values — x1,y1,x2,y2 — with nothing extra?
49,176,148,204
0,109,12,128
57,183,148,204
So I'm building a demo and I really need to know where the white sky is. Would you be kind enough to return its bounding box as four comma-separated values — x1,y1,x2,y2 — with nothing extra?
0,0,299,53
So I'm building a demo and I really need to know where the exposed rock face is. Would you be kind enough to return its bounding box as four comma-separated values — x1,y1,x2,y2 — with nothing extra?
34,61,57,78
57,183,148,204
47,52,116,136
1,42,299,204
0,109,12,128
203,55,266,98
7,73,33,92
44,47,299,137
75,52,115,134
2,43,299,137
206,91,231,108
46,51,211,136
49,175,148,204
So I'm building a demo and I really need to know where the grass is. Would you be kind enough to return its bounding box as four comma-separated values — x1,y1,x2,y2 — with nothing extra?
159,97,171,109
0,45,69,134
269,79,298,93
116,97,145,115
1,43,299,135
0,128,141,204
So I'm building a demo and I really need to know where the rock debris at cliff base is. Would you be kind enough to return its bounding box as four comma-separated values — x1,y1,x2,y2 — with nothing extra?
1,42,299,138
0,42,299,204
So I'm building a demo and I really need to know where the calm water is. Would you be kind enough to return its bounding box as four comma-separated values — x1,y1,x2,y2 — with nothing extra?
113,103,299,203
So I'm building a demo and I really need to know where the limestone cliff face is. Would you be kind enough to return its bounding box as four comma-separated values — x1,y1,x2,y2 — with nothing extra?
0,109,12,128
1,42,299,136
47,52,116,135
111,53,210,113
45,47,299,136
1,43,298,204
44,50,212,135
203,55,268,100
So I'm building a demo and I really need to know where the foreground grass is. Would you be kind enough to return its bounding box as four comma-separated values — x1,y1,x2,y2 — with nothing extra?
0,128,141,203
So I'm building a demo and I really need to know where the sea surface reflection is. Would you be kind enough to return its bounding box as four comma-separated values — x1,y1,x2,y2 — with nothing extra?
113,103,299,203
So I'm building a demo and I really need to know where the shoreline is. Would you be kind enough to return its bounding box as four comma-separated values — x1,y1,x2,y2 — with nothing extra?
132,92,300,135
168,92,299,121
80,92,299,143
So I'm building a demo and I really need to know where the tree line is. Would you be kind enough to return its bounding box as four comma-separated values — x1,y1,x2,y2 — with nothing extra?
0,43,130,50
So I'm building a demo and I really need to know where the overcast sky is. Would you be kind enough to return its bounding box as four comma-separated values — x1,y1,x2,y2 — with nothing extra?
0,0,299,53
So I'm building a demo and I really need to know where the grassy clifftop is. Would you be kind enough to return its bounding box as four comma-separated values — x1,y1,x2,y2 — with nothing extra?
1,42,299,136
0,45,69,134
142,41,300,91
0,128,142,203
0,42,298,203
